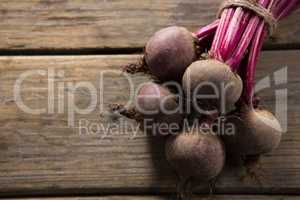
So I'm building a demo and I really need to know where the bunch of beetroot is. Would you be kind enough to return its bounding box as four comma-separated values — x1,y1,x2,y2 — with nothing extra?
123,0,299,192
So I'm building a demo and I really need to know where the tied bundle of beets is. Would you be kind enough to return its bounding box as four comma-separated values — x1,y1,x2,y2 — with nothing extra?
118,0,299,197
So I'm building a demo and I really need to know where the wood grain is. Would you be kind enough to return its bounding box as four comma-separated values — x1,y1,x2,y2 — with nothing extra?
2,196,300,200
0,0,299,50
0,51,299,196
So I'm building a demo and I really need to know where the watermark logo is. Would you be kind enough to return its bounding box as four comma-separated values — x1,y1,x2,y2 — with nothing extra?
254,67,288,132
13,66,288,137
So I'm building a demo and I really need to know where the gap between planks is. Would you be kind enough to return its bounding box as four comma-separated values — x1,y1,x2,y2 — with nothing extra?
0,45,300,57
1,195,300,200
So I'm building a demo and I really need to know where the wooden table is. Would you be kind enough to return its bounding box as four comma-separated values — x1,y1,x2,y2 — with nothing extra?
0,0,299,199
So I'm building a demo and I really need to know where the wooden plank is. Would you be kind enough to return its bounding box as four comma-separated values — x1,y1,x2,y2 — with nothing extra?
0,0,299,50
0,51,299,196
1,196,300,200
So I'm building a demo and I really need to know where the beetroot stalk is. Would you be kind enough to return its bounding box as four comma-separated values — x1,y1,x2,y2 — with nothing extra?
273,0,288,17
245,0,300,105
226,0,271,71
210,8,234,59
220,7,247,61
225,15,260,70
277,0,299,19
215,8,236,61
195,19,219,39
245,21,266,105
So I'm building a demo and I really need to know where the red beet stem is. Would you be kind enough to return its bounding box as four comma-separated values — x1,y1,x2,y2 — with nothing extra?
273,0,288,17
245,21,266,105
277,0,299,19
220,8,250,61
245,0,299,105
217,7,238,61
195,19,219,38
210,8,234,59
226,0,271,70
226,15,261,70
239,0,271,104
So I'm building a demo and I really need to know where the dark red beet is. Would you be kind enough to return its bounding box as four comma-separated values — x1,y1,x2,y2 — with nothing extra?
182,59,243,113
165,129,225,181
135,82,183,135
222,107,282,157
145,26,197,82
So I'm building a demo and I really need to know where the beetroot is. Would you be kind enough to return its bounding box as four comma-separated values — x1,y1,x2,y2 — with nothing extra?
145,26,197,82
135,82,183,135
165,129,225,181
223,107,282,157
182,59,243,113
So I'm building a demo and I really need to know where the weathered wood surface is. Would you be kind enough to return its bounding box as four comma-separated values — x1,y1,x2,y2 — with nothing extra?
2,196,300,200
0,51,299,196
0,0,299,50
